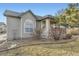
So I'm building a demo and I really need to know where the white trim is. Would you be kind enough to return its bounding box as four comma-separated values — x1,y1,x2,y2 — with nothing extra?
6,17,8,40
21,18,22,40
24,19,34,33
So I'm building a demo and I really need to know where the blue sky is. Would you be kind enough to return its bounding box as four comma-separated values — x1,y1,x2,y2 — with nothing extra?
0,3,68,23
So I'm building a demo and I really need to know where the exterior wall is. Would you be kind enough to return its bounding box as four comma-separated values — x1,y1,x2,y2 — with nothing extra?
21,12,37,39
41,19,50,39
36,21,41,31
7,16,21,40
41,21,45,29
0,27,3,33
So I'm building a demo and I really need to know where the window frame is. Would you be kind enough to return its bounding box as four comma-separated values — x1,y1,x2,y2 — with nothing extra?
24,19,34,33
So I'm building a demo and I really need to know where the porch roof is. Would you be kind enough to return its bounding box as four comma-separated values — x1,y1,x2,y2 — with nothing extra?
42,15,54,20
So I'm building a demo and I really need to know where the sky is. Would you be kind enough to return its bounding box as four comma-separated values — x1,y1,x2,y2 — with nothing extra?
0,3,68,23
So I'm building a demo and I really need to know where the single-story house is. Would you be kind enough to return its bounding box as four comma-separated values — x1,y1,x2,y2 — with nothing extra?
4,10,57,40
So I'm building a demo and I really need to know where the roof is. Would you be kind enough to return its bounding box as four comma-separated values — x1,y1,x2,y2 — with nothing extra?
42,15,54,20
4,10,53,20
4,10,21,17
35,15,43,20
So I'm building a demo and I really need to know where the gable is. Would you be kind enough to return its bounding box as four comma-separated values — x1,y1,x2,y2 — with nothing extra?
21,11,37,22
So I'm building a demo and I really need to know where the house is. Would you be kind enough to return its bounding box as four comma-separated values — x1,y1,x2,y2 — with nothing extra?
0,22,6,33
4,10,55,40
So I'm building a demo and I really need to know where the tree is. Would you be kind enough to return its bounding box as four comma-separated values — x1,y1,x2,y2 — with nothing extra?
64,3,79,27
47,3,79,40
56,3,79,28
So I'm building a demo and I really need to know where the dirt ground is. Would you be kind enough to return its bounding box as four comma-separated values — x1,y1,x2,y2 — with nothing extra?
0,33,78,55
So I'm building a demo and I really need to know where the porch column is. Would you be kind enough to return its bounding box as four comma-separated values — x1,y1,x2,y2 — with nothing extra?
45,18,50,39
41,21,43,29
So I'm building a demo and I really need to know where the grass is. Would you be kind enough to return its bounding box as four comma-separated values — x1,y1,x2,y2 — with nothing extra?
0,39,79,56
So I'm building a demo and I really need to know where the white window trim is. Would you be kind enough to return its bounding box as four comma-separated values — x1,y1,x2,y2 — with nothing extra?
24,19,34,33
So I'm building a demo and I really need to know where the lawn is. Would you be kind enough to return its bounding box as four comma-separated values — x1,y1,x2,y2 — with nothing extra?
0,39,79,56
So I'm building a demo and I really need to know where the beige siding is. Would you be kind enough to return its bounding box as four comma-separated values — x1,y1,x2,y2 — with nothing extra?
7,17,21,40
36,21,41,31
21,12,36,38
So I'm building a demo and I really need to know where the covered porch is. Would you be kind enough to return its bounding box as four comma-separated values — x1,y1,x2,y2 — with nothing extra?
40,15,70,40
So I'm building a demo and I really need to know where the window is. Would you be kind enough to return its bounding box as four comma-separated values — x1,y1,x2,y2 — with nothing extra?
25,28,33,32
24,20,33,33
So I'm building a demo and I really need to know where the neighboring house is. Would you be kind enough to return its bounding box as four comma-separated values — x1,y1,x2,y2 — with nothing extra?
0,22,6,33
4,10,54,40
